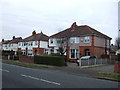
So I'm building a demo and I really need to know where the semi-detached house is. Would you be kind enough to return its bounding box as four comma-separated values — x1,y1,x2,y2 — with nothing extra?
2,36,22,55
49,22,112,61
18,31,49,56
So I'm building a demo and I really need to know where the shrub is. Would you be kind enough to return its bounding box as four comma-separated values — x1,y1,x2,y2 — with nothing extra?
34,55,66,66
50,53,61,56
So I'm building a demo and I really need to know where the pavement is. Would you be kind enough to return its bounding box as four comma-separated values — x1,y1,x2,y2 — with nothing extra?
2,62,118,88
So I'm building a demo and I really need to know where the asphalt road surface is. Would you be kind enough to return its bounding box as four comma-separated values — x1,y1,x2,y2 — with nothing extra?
1,63,118,88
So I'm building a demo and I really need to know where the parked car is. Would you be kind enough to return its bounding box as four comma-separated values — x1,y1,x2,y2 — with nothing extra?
80,56,97,60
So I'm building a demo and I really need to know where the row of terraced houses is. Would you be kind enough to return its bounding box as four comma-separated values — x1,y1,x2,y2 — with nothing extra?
1,22,112,61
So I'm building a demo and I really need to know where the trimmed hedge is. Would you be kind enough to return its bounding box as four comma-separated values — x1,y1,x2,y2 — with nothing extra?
34,55,67,66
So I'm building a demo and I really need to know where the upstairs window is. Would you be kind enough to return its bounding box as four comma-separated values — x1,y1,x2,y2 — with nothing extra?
18,43,21,46
50,39,53,44
30,42,33,46
84,36,90,43
35,41,38,46
70,37,79,44
5,44,7,47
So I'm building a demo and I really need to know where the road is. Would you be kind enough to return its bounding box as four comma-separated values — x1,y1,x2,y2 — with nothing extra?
1,63,118,88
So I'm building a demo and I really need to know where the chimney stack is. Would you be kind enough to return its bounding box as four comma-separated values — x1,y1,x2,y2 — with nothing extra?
71,22,77,31
2,39,4,42
32,30,36,36
13,36,15,39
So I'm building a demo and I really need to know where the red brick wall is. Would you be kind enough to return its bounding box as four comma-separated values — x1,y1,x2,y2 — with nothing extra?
38,48,44,55
114,61,120,73
19,56,34,63
94,46,105,58
33,48,44,55
79,46,94,57
79,46,106,58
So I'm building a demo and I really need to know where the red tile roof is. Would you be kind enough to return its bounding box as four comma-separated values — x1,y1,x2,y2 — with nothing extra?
50,23,111,39
9,37,22,44
2,40,11,44
21,32,49,42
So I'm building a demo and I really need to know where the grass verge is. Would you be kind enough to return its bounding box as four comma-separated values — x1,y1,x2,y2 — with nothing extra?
2,61,48,69
96,72,120,80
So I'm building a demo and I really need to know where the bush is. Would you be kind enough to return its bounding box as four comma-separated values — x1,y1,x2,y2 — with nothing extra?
50,53,61,56
14,55,19,60
34,55,66,66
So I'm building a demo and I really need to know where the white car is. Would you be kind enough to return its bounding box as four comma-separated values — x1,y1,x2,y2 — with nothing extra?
80,56,97,60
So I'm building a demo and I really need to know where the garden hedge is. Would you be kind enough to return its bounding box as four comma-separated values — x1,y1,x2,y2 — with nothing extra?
34,55,66,66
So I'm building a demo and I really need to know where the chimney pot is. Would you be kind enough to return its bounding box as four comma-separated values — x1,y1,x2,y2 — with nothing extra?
13,36,15,39
2,39,4,42
32,30,36,35
71,22,77,31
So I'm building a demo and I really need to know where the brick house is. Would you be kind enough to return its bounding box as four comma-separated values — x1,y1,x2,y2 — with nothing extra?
18,31,49,56
49,22,112,61
2,36,22,55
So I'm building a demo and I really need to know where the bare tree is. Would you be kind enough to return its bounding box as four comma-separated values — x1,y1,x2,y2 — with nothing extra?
57,37,69,56
115,37,120,49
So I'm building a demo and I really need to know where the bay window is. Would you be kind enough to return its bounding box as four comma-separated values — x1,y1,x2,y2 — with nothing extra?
70,49,79,59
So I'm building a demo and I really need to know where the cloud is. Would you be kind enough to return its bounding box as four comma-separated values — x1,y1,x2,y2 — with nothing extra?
0,0,118,44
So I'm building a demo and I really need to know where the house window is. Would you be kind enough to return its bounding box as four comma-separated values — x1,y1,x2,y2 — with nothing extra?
35,41,38,46
84,49,90,56
70,49,79,59
84,36,90,43
31,42,33,46
5,44,7,47
28,50,32,55
28,42,31,46
70,37,79,44
22,42,24,46
56,38,64,44
18,43,21,46
51,48,54,54
8,44,10,47
22,50,25,55
50,39,53,44
24,42,26,46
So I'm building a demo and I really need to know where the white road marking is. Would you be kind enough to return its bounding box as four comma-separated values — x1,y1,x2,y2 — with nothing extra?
0,69,10,72
21,74,61,85
40,78,61,85
21,74,39,80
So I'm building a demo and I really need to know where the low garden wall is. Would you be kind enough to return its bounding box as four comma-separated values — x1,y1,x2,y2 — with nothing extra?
114,54,120,73
19,56,34,63
19,55,67,66
114,61,120,73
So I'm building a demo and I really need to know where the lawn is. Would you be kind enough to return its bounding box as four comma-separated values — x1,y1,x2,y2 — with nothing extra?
96,72,120,80
2,60,48,69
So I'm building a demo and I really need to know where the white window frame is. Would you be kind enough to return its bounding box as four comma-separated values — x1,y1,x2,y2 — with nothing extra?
35,41,38,46
70,49,79,59
84,36,90,43
70,37,80,44
28,50,33,56
50,39,53,44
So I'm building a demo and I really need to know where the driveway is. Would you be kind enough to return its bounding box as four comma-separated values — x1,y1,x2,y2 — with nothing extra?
49,62,116,78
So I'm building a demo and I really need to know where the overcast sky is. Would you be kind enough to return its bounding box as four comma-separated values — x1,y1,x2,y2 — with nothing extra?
0,0,118,44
